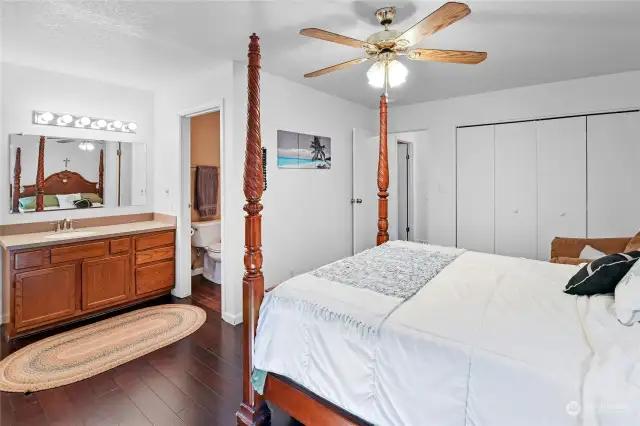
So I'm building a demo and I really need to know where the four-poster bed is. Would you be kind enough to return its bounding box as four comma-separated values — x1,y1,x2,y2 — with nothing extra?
11,135,104,213
237,33,636,426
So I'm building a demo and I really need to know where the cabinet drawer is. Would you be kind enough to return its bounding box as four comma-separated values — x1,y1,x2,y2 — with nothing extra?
51,241,107,264
14,249,48,270
135,231,175,251
135,260,174,296
135,246,174,266
110,238,131,254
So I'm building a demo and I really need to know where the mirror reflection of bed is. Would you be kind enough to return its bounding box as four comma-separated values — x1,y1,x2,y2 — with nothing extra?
8,134,147,213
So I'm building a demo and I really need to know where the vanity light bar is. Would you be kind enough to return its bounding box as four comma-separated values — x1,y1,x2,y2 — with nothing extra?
33,111,138,134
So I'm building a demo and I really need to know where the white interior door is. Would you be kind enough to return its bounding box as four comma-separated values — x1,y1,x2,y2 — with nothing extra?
352,128,379,254
397,142,409,241
494,121,538,259
587,112,640,237
537,117,587,260
456,125,495,253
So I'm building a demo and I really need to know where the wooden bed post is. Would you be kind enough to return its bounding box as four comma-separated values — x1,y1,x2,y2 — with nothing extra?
377,94,389,245
12,148,21,213
236,33,270,426
35,136,46,212
99,149,104,199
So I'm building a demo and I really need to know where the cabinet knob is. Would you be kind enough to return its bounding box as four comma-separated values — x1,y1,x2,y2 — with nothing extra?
560,212,566,217
513,209,519,214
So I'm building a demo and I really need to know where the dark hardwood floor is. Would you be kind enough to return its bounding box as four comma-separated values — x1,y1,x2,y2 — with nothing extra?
0,291,301,426
191,275,222,313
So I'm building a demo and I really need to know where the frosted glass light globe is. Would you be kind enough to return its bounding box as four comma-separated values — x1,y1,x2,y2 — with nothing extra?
367,60,408,88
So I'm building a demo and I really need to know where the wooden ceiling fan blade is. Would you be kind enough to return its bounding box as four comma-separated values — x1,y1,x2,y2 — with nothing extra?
396,2,471,47
407,49,487,64
300,28,373,49
304,58,370,78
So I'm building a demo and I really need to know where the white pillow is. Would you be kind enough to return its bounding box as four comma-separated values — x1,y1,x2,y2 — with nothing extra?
615,260,640,326
579,245,606,260
56,193,81,209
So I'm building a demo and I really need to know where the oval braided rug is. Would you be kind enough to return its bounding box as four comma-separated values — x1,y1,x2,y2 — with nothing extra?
0,304,206,393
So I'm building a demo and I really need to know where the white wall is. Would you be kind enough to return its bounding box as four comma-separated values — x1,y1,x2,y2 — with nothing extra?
388,70,640,247
152,62,234,312
227,63,373,322
0,62,154,225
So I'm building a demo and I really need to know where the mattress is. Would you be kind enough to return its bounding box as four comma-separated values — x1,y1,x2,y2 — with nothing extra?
253,241,640,426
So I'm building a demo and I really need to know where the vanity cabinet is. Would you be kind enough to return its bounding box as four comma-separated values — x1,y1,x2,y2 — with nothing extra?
3,229,175,339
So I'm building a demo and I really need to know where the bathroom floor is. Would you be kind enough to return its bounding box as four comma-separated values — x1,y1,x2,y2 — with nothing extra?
191,275,221,313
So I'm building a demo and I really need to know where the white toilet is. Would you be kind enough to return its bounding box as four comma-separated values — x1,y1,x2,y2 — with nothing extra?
191,220,222,284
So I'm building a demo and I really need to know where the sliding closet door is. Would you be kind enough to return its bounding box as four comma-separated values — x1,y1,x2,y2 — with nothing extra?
494,122,537,258
588,112,640,237
537,117,587,260
457,126,495,253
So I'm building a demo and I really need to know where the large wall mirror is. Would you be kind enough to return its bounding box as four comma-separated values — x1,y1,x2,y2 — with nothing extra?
9,134,147,213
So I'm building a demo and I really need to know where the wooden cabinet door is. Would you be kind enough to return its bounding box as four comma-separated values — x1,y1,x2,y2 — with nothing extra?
82,254,131,311
15,265,77,329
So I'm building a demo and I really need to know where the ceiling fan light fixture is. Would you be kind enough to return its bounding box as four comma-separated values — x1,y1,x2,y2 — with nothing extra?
367,60,408,89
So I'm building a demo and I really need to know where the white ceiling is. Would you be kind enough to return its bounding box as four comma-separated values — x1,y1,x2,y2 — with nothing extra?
3,1,640,108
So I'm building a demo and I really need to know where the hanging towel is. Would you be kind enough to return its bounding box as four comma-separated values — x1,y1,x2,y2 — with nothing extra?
195,166,218,217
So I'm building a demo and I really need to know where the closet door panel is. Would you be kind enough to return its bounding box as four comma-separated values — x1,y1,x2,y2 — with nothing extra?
456,126,495,253
588,112,640,238
494,121,537,258
537,117,587,260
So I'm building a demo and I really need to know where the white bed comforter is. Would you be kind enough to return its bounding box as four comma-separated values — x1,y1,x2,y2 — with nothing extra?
253,241,640,425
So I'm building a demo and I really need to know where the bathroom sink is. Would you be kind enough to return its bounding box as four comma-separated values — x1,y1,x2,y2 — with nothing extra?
44,231,98,240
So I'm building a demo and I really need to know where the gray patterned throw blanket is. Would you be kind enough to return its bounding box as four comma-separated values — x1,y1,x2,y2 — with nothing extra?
252,241,464,394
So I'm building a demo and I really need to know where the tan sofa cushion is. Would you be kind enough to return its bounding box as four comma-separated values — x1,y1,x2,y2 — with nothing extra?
625,232,640,252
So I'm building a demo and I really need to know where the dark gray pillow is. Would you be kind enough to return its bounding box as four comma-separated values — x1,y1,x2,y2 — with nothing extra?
564,251,640,296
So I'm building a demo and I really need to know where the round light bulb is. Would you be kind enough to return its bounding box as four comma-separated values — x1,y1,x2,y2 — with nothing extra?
41,112,54,122
113,120,122,129
97,119,107,128
85,142,95,151
62,114,73,124
80,116,91,126
128,122,138,131
78,142,87,151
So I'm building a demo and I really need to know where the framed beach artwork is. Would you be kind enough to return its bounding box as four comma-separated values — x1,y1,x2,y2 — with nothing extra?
277,130,331,169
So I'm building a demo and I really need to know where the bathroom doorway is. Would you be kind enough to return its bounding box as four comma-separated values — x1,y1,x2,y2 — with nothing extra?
178,101,226,320
189,111,222,311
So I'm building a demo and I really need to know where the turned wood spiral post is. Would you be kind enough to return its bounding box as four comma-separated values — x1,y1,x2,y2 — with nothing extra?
99,149,104,198
236,33,270,426
12,148,21,213
36,136,45,212
377,94,389,245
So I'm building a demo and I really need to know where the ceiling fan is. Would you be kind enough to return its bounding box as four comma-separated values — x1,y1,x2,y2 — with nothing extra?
300,2,487,90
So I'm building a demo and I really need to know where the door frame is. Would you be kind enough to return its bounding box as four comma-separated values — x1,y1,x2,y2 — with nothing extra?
176,100,225,307
396,139,414,241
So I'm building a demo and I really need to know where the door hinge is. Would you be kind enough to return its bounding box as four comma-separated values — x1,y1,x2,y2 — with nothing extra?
406,227,410,233
406,154,410,160
351,198,363,204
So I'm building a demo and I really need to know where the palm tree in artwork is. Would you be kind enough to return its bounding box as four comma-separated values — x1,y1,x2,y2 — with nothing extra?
310,136,326,162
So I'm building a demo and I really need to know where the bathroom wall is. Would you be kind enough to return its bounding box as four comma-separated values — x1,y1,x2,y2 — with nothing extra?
190,111,221,271
0,62,155,225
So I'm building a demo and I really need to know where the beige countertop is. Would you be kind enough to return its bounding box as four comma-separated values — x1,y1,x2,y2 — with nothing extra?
0,220,176,250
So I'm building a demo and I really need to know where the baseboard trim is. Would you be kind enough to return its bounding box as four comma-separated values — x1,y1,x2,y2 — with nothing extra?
222,311,242,325
191,268,203,277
